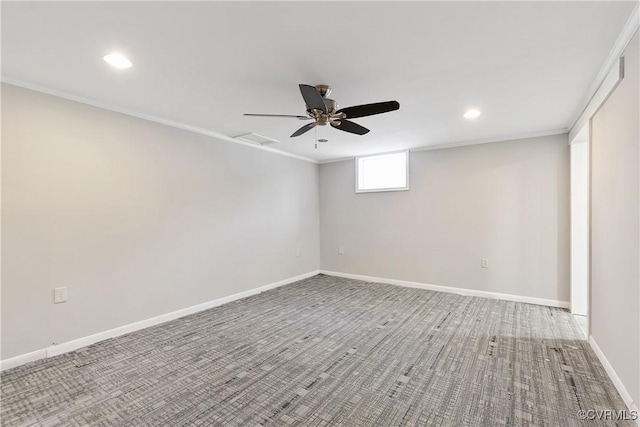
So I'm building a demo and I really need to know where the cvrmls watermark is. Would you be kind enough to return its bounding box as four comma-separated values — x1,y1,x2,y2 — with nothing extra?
577,409,638,421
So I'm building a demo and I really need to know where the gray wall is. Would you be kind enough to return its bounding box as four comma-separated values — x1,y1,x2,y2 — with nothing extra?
591,30,639,407
320,134,570,302
1,84,320,359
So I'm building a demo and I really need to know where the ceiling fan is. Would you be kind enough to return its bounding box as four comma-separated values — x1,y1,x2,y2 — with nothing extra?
244,84,400,138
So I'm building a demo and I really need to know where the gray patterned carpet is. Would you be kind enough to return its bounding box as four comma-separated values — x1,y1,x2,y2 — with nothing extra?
1,274,633,426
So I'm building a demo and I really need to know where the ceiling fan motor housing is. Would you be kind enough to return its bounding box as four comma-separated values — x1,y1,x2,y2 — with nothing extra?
323,98,337,113
307,97,340,125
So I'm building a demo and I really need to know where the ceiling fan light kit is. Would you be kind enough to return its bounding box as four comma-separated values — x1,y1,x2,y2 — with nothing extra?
244,84,400,138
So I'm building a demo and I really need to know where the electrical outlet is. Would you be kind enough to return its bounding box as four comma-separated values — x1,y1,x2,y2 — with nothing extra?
339,246,344,255
296,246,301,257
481,259,489,268
54,287,67,304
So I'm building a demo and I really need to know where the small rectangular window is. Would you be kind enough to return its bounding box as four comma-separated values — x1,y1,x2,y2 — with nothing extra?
355,150,409,193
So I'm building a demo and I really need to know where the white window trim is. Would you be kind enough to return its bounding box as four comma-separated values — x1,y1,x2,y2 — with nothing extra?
355,149,410,193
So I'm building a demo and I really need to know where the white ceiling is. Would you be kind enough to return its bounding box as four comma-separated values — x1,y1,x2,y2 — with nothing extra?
2,1,636,162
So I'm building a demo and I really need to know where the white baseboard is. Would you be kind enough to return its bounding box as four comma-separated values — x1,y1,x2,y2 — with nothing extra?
0,349,49,371
589,336,640,425
0,270,320,371
320,270,570,309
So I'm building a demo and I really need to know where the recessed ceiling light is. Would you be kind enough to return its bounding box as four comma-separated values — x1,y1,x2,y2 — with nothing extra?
463,109,481,120
103,53,132,69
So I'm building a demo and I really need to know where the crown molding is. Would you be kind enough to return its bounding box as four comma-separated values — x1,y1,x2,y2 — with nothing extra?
568,2,639,132
1,77,318,164
5,77,568,166
317,129,568,164
569,56,624,142
319,156,357,164
409,129,568,153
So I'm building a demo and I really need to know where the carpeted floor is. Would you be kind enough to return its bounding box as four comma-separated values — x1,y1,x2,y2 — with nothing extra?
1,274,633,426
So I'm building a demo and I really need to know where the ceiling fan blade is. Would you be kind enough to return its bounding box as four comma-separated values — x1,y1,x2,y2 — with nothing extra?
290,122,317,137
299,84,327,113
337,101,400,119
244,113,311,120
331,119,370,135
